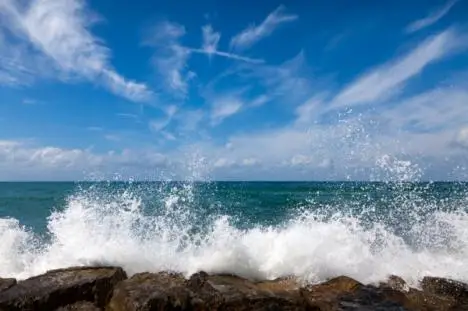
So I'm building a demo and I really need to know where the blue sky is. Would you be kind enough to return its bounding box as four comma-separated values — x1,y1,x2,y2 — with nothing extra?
0,0,467,181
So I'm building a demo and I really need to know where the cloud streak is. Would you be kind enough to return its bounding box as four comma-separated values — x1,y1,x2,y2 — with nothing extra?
0,0,152,102
230,5,298,50
405,0,459,33
330,28,461,110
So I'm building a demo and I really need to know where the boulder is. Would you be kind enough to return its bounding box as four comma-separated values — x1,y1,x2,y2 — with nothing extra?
187,272,306,310
378,275,462,311
0,266,127,311
421,276,468,302
106,272,193,311
300,276,415,310
55,301,101,311
0,278,16,293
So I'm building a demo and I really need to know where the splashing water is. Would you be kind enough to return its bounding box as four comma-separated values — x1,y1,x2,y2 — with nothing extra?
1,164,468,287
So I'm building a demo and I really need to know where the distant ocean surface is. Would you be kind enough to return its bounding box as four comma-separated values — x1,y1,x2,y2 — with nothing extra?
1,181,468,286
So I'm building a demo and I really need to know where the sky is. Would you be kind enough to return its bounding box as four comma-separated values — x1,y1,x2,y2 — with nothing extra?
0,0,467,181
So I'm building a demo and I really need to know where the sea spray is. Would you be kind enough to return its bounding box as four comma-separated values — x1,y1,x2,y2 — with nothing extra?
1,175,468,287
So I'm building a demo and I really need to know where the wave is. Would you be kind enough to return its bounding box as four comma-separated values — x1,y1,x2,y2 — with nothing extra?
1,180,468,288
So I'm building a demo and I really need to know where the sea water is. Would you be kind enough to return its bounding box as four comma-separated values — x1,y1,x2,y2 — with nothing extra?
1,179,468,287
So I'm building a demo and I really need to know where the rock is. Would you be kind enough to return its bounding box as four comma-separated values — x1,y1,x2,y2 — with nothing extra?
378,276,464,310
106,272,193,311
108,271,307,311
0,278,16,293
421,276,468,302
300,276,363,309
301,276,415,310
380,275,409,292
188,272,307,310
0,266,127,311
55,301,101,311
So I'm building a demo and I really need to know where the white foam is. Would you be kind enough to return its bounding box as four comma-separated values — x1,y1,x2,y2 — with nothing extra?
1,184,468,288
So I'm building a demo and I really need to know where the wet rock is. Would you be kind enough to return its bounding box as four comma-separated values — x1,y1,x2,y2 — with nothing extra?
108,271,307,311
0,266,127,311
300,276,363,309
301,276,415,310
380,275,409,292
106,272,193,311
190,271,310,310
378,276,463,311
55,301,101,311
0,278,16,293
421,276,468,302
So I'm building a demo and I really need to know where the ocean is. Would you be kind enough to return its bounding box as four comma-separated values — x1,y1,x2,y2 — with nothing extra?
1,181,468,287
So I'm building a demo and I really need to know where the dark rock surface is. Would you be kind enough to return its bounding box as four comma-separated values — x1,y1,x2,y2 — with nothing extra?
0,266,126,311
0,279,16,293
2,266,468,310
55,301,101,311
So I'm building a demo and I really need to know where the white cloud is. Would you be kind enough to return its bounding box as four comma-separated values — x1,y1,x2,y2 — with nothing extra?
149,105,178,132
330,29,461,110
230,5,298,50
405,0,458,34
0,0,152,102
147,22,261,97
290,154,313,166
0,140,169,180
454,127,468,149
202,24,220,55
191,24,263,63
210,96,243,125
383,87,468,133
147,21,193,96
232,51,312,104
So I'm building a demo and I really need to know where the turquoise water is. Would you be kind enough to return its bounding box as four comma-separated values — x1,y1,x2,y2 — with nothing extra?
1,181,468,285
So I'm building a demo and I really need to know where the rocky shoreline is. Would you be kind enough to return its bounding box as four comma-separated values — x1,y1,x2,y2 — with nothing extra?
1,266,468,310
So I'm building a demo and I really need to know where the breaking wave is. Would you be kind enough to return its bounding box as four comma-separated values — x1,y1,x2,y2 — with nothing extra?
1,173,468,288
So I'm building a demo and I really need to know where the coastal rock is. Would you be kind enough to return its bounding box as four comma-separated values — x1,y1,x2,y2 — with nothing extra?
421,276,468,302
0,266,127,311
55,301,101,311
379,276,462,310
108,271,306,311
300,276,416,310
106,272,192,311
188,272,306,310
0,278,16,293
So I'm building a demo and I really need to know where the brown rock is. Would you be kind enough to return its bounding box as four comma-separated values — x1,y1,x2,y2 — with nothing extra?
0,278,16,293
106,272,193,311
0,266,127,311
300,276,363,309
108,271,307,311
301,276,415,310
188,272,307,310
55,301,101,311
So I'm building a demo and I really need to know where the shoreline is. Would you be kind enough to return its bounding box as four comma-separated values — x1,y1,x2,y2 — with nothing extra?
1,266,468,310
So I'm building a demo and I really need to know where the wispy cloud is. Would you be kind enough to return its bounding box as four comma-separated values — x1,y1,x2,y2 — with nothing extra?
405,0,459,34
201,24,220,56
149,105,178,132
230,5,298,50
193,24,263,63
210,96,243,126
0,0,152,102
147,21,193,96
330,29,461,110
147,21,262,97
